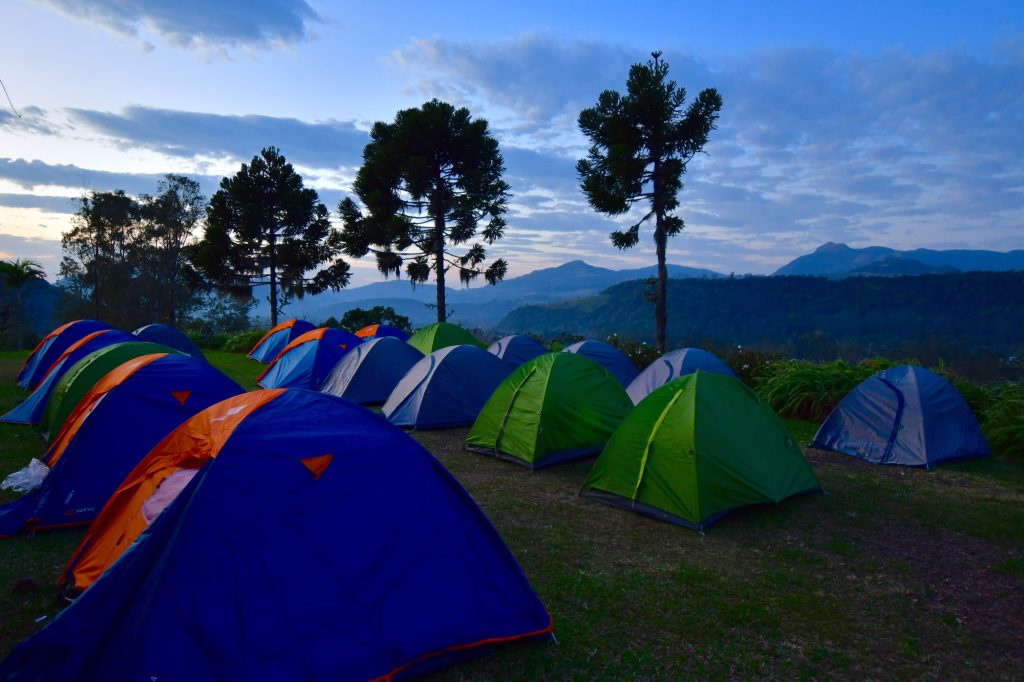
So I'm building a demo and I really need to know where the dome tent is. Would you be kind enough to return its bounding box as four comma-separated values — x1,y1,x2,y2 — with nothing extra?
383,345,512,429
1,329,136,425
0,353,243,537
582,371,821,531
41,341,182,439
809,365,990,467
13,390,555,681
132,323,205,360
247,319,316,362
487,334,548,368
320,336,424,404
17,319,110,390
626,347,737,404
562,340,639,387
256,327,362,390
407,322,483,355
354,323,410,341
466,353,633,469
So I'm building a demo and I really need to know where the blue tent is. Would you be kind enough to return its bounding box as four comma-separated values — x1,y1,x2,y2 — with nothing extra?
133,324,205,360
256,327,363,390
1,330,136,425
626,348,737,404
1,390,553,680
247,319,316,362
488,335,548,368
810,365,990,467
383,345,512,429
0,353,242,537
562,340,639,387
320,336,424,404
355,323,411,341
17,320,110,389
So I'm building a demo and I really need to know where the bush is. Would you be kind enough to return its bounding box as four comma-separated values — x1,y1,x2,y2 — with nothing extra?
186,330,229,351
222,328,268,354
754,358,900,421
977,381,1024,460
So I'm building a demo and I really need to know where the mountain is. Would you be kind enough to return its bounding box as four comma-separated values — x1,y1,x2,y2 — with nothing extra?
0,278,62,340
496,271,1024,359
261,260,722,326
773,242,1024,277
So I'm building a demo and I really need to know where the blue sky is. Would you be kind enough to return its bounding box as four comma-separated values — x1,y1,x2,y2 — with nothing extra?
1,0,1021,285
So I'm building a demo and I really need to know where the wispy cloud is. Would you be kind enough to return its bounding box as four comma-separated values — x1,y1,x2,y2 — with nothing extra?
0,157,220,197
33,0,320,52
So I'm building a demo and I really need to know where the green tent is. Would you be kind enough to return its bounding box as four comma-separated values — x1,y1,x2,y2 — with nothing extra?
581,371,820,530
465,352,633,469
41,341,181,439
406,323,483,355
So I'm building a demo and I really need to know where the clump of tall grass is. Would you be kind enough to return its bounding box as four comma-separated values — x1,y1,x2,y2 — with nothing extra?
978,381,1024,460
754,358,900,421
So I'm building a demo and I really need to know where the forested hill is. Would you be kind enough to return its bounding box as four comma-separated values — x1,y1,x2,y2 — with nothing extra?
497,271,1024,357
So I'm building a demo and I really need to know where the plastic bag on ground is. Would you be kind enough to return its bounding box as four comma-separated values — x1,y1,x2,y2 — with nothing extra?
1,459,50,494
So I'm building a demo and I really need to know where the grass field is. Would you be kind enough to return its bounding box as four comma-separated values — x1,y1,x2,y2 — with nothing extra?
1,350,1022,678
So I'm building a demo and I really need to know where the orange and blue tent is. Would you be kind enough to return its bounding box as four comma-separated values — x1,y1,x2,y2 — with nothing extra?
0,353,242,537
4,390,555,680
256,327,363,390
133,323,205,360
626,347,737,404
487,334,547,368
355,323,410,341
320,336,423,404
247,319,315,362
383,345,512,429
17,319,109,389
1,329,136,425
562,340,639,387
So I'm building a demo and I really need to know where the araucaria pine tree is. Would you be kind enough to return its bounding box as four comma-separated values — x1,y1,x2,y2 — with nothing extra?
577,51,722,352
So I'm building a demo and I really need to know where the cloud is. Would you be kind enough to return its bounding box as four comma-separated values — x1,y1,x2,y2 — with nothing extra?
0,233,63,274
0,193,79,214
34,0,319,51
67,106,369,170
0,157,221,197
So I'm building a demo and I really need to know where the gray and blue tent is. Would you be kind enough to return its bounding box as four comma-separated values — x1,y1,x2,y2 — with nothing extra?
488,335,547,369
133,324,205,360
810,365,990,467
320,336,424,404
562,340,639,387
383,345,512,429
626,348,737,404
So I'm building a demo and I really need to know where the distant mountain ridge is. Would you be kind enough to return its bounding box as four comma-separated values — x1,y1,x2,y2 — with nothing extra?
263,260,722,326
774,242,1024,277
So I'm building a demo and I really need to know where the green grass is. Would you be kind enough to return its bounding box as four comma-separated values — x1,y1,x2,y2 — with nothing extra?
0,351,1022,678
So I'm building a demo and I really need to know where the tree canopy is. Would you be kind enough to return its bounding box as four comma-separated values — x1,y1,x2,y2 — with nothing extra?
189,147,350,327
0,259,45,349
338,305,413,334
577,51,722,351
338,99,510,323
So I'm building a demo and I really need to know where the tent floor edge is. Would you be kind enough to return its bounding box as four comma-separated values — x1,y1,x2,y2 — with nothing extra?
579,489,705,531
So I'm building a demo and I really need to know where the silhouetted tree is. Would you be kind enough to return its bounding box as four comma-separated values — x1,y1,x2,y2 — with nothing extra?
577,51,722,352
0,259,45,348
190,147,350,327
339,99,509,323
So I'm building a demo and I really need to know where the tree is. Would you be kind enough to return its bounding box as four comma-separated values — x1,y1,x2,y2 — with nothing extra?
0,259,45,349
339,305,413,335
190,147,351,327
338,99,510,323
577,51,722,352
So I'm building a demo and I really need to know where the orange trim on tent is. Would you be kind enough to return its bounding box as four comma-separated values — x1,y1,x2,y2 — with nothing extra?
36,329,112,388
60,389,285,593
355,324,379,338
300,454,333,479
255,328,327,382
247,320,298,357
43,353,168,468
170,390,191,406
18,320,78,374
369,614,554,682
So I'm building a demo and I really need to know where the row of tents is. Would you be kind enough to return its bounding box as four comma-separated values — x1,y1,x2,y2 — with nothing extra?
0,317,992,679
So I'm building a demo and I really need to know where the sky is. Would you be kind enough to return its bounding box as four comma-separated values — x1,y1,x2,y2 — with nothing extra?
0,0,1022,287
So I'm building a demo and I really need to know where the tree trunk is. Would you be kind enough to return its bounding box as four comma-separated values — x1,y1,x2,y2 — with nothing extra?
654,225,668,353
434,215,446,323
269,229,279,327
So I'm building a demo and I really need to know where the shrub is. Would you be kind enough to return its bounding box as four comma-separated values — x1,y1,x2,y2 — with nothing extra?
222,328,268,354
754,358,900,421
980,381,1024,460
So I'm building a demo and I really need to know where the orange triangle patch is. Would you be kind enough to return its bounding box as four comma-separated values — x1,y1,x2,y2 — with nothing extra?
171,390,191,406
339,343,348,350
301,454,333,480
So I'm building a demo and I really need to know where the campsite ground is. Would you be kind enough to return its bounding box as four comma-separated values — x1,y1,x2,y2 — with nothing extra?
1,351,1022,679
